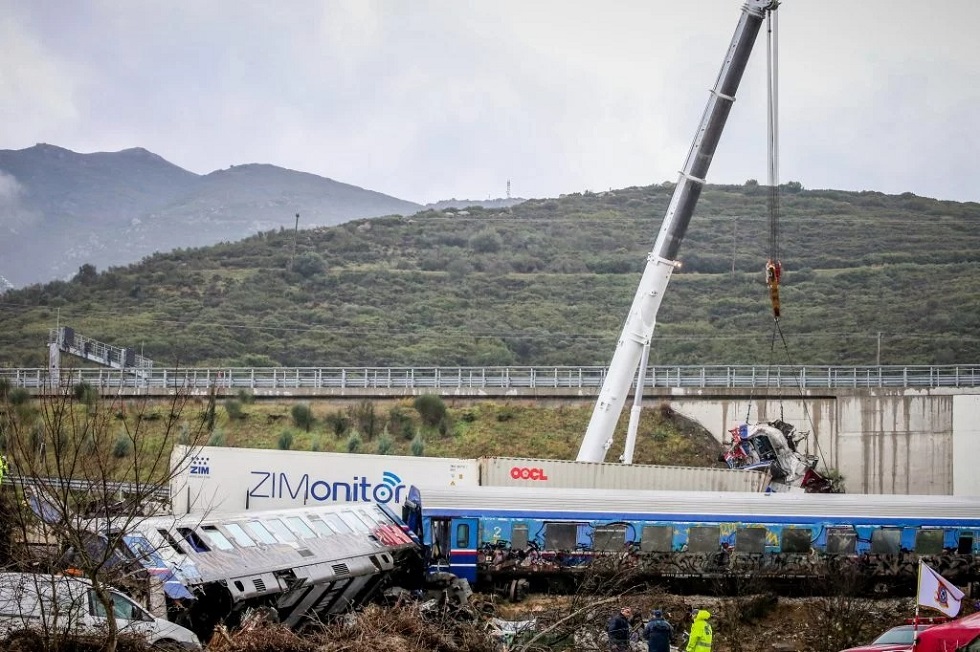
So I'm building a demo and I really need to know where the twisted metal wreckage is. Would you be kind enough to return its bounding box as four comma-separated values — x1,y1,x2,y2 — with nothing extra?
32,496,473,642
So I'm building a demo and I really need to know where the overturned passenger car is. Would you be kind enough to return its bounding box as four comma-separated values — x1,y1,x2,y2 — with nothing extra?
78,502,435,640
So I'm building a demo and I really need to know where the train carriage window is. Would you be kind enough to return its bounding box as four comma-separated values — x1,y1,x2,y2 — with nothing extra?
781,529,812,553
177,528,210,553
456,523,471,548
360,507,389,526
641,526,673,553
545,523,578,550
264,519,297,543
353,511,379,530
339,511,371,534
200,526,235,551
595,525,627,552
245,521,277,545
307,517,335,537
736,527,766,555
959,532,974,554
826,528,857,555
688,526,721,554
157,528,185,554
224,523,256,547
324,513,352,534
512,524,529,550
286,517,317,540
915,530,945,555
870,528,902,554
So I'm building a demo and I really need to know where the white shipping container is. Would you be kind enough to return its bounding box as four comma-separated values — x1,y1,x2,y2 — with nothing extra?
479,457,769,492
170,445,478,516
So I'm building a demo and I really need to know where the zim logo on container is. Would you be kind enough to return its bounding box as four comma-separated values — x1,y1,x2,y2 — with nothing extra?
510,466,549,481
189,455,210,477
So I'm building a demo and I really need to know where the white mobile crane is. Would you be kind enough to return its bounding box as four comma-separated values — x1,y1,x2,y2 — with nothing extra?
577,0,781,464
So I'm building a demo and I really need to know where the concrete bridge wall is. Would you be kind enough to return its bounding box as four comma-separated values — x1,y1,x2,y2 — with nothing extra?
673,388,980,496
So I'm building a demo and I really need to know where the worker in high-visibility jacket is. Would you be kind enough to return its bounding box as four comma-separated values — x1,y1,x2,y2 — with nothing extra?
0,454,7,486
686,609,713,652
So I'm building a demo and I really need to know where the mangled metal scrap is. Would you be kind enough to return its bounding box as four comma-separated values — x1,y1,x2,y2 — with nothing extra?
724,420,833,492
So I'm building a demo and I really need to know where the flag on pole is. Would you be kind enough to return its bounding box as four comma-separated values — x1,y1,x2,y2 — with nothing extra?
917,560,964,618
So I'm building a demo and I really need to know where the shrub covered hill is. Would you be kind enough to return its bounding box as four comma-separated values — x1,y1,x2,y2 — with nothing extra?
2,181,979,368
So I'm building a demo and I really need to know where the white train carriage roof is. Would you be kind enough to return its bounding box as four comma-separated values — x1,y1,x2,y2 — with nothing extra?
413,485,980,526
115,501,417,589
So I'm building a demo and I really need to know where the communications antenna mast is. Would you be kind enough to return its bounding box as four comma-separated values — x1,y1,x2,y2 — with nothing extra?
577,0,780,463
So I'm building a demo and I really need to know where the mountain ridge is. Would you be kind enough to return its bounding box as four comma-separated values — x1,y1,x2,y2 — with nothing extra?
0,144,425,286
1,180,978,368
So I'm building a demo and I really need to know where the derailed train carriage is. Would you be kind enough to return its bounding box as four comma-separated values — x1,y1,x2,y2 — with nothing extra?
84,501,440,640
405,485,980,597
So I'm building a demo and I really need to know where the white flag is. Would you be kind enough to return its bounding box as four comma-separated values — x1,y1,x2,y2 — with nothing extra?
917,561,964,618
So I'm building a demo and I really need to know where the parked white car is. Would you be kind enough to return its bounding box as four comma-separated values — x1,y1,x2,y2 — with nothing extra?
0,572,200,650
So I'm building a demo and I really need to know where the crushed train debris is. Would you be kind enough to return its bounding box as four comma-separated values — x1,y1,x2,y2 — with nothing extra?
724,420,834,493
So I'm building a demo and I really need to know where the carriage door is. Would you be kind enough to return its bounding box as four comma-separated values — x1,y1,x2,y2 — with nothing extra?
450,518,479,583
430,518,452,568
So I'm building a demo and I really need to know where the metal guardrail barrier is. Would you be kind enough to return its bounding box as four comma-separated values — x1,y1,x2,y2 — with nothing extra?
1,365,979,391
3,475,171,502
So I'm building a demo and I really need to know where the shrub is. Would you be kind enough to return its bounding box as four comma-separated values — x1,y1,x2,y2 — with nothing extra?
310,435,322,452
438,415,453,438
72,381,98,407
389,406,416,440
7,388,30,406
376,429,394,455
413,394,446,428
410,432,425,457
278,430,294,450
293,251,326,278
178,422,191,445
236,389,255,404
112,434,132,458
224,399,245,420
325,409,350,437
291,403,315,431
208,429,226,447
469,228,502,253
346,430,362,454
0,377,9,400
348,400,383,440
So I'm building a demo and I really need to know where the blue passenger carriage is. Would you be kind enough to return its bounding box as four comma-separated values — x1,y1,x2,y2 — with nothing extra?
407,486,980,596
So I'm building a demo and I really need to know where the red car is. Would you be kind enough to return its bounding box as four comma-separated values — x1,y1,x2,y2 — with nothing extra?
841,624,937,652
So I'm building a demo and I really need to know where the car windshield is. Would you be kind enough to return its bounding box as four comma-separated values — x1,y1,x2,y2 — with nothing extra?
873,627,914,645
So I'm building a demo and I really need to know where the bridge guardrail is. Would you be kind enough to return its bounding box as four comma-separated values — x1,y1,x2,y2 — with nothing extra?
1,365,979,391
3,475,170,502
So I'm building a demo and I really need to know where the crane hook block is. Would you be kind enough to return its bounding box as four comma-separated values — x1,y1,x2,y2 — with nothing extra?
766,260,782,319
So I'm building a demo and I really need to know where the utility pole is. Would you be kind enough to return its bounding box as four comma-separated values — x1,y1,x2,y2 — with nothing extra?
876,331,882,366
289,213,300,269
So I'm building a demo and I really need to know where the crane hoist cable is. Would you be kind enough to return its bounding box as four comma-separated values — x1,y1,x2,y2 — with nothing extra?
760,13,828,467
741,6,831,478
765,8,782,321
746,8,783,427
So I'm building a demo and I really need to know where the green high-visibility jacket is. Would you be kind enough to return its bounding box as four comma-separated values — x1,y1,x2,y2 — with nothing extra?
686,610,713,652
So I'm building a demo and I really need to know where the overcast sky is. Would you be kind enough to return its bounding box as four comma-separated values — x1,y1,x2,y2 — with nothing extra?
2,1,978,204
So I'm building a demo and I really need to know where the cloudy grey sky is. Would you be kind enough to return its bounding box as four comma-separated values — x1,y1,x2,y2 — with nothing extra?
2,0,978,204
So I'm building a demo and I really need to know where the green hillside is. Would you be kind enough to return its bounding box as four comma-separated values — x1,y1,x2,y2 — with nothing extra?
2,182,979,367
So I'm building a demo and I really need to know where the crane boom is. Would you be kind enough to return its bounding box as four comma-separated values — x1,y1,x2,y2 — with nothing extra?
576,0,779,463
